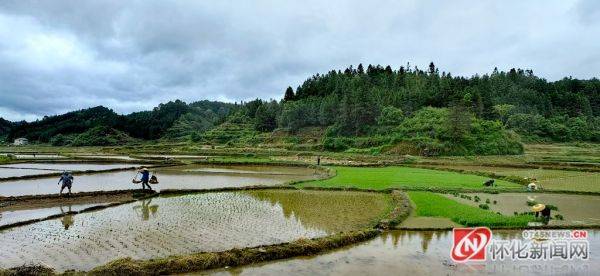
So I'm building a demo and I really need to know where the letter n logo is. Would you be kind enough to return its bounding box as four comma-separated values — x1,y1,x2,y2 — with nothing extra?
451,227,492,262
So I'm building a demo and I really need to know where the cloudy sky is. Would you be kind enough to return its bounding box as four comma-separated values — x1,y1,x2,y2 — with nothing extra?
1,0,599,121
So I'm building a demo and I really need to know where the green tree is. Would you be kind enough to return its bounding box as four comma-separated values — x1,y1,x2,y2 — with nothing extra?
283,86,295,101
493,104,516,125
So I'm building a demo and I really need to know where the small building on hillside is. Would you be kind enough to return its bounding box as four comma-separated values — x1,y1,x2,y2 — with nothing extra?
13,138,28,146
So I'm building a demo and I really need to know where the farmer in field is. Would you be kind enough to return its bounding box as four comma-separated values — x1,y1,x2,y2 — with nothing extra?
139,167,153,190
58,171,74,195
532,203,551,222
527,178,538,191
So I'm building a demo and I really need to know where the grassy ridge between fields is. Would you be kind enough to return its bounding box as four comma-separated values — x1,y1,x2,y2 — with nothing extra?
299,166,523,190
408,191,532,227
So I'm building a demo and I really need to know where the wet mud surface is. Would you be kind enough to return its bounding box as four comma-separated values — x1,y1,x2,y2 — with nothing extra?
0,190,390,271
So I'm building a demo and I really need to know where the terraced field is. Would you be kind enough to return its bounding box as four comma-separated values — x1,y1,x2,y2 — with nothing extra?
0,162,144,179
421,164,600,192
0,190,391,271
300,166,521,190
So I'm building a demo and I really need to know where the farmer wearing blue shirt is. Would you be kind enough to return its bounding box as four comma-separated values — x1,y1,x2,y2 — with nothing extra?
58,171,74,195
139,167,152,190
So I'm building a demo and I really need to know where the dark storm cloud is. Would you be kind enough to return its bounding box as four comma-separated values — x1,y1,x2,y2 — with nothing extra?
0,0,599,121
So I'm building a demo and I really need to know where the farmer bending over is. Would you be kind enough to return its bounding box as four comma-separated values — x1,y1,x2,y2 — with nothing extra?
532,203,551,223
527,178,538,192
58,171,74,195
139,167,152,191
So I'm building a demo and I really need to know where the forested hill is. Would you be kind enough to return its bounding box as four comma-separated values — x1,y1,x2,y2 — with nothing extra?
5,100,236,146
2,63,599,156
279,64,599,138
0,118,13,140
266,63,599,154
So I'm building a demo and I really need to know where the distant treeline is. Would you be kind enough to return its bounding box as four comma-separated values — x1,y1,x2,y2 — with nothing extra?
273,63,599,141
3,100,236,146
1,63,599,155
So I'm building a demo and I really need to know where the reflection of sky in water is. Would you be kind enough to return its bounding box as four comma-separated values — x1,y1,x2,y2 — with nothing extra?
0,165,318,196
446,193,600,226
0,192,330,271
0,203,100,227
211,230,600,276
0,163,143,179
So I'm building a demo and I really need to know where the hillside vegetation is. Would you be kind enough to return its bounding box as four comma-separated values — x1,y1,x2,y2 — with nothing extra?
3,63,599,155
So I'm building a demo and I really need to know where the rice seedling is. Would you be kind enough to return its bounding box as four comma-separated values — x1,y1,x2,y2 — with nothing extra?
407,191,532,228
300,166,521,191
0,190,391,272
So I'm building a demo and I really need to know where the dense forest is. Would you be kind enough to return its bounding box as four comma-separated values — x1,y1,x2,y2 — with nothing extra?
2,63,599,156
4,100,236,146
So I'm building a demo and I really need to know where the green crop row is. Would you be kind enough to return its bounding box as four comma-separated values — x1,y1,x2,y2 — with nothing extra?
408,191,533,227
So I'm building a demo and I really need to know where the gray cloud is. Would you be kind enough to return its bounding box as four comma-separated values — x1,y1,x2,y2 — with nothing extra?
0,0,599,121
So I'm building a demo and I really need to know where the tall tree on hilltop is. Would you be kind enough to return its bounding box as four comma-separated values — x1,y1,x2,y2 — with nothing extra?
357,63,364,74
283,86,295,101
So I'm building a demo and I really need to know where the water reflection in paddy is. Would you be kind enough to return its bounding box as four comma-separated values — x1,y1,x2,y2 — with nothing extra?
0,162,144,179
446,193,600,226
0,203,102,227
208,230,599,276
0,165,322,196
0,190,389,271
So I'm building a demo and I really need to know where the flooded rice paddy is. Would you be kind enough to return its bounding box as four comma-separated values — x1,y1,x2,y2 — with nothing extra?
0,203,102,227
422,164,600,192
0,190,390,271
446,193,600,226
0,162,144,179
207,230,600,276
72,154,140,161
0,153,66,159
0,164,322,197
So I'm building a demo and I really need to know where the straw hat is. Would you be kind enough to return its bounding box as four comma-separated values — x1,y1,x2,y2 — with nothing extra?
141,167,149,171
531,203,546,212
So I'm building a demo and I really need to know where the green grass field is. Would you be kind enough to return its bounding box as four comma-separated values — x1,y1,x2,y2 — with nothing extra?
300,166,522,190
408,191,532,227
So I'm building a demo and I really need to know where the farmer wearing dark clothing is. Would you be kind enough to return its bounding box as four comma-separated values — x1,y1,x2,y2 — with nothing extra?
58,171,74,195
139,167,152,190
532,203,551,223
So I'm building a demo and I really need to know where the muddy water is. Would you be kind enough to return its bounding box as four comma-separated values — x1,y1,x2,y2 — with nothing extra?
136,154,215,159
207,230,600,276
0,162,144,179
0,203,102,227
0,165,321,197
446,193,600,226
0,153,66,159
0,190,390,271
74,154,139,161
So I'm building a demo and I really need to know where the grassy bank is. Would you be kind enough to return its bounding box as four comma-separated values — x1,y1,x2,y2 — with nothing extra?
299,166,522,191
407,191,533,227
